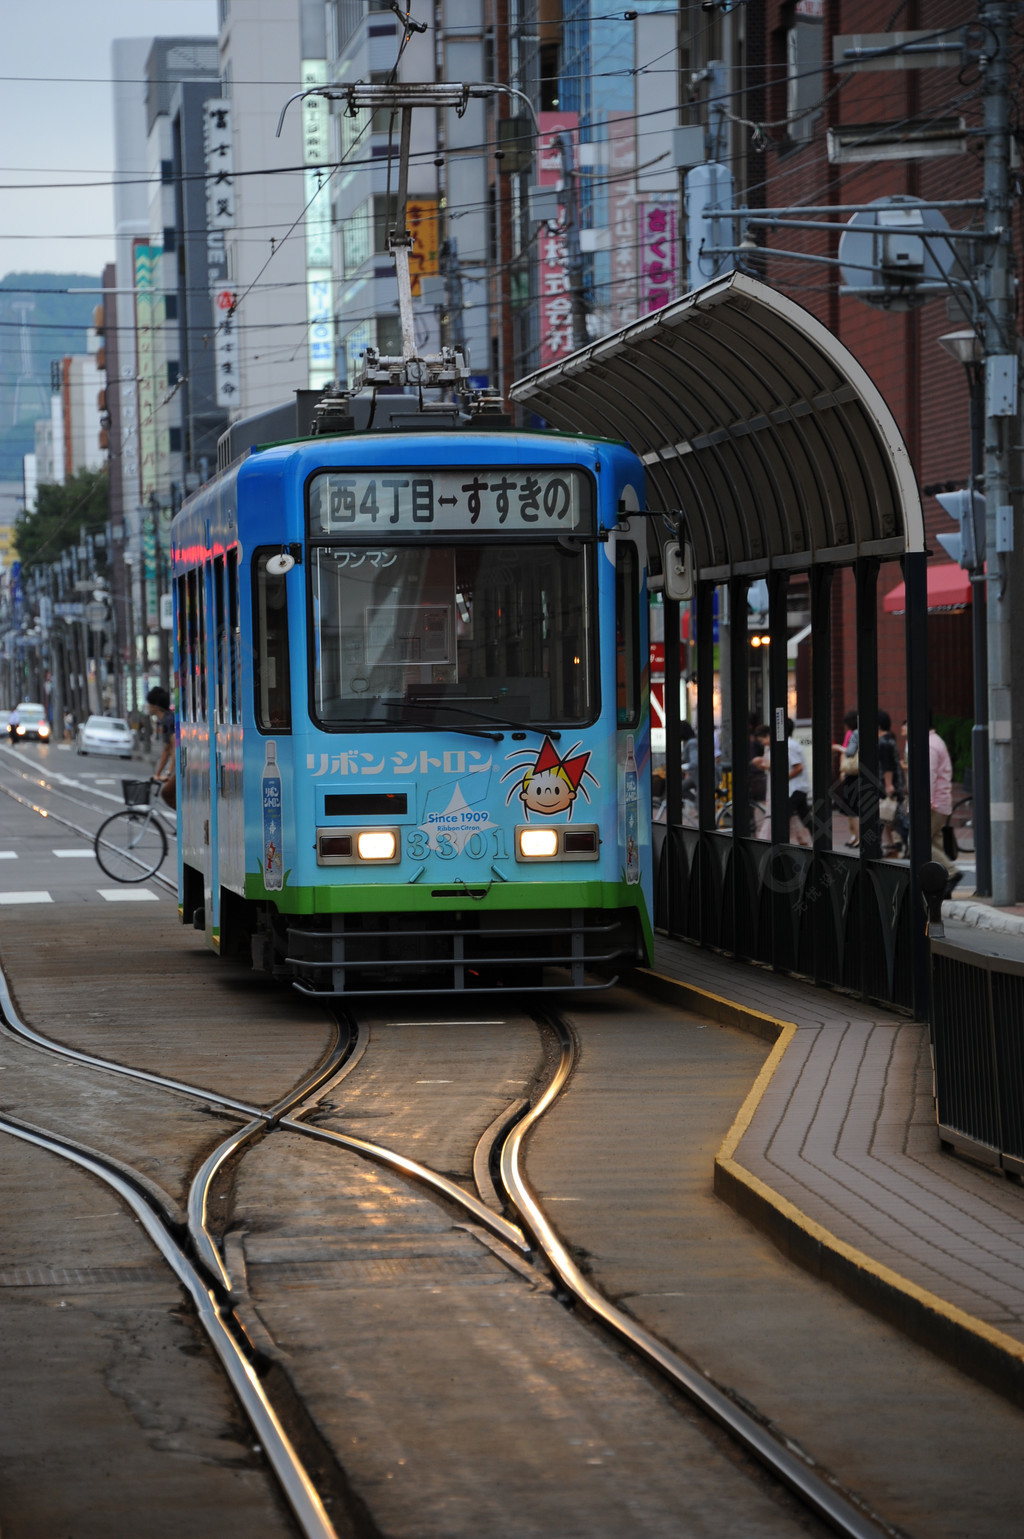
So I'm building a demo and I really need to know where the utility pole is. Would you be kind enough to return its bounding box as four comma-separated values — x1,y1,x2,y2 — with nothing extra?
981,0,1017,905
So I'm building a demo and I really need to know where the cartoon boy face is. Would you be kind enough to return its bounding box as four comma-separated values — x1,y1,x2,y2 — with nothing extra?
521,766,576,816
503,735,594,820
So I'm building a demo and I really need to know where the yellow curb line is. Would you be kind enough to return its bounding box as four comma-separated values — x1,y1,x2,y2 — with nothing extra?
635,966,1024,1396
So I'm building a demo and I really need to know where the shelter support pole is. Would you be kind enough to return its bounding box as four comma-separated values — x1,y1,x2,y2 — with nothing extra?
729,578,750,833
663,594,683,936
729,578,750,952
903,551,931,1020
810,567,833,988
696,583,715,946
696,584,715,833
982,0,1017,905
768,572,789,849
855,559,880,1000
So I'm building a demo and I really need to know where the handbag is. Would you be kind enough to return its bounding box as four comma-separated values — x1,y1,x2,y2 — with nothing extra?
839,751,858,776
879,796,898,824
941,822,958,860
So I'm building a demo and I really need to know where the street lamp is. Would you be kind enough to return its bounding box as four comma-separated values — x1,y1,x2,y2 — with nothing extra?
937,327,991,897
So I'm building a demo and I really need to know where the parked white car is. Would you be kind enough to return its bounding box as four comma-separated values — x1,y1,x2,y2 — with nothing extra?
76,715,134,759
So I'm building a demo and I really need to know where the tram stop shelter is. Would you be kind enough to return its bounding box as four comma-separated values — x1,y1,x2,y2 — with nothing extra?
511,271,932,1018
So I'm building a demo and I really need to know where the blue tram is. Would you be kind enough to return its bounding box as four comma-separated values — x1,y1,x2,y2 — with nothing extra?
170,415,653,995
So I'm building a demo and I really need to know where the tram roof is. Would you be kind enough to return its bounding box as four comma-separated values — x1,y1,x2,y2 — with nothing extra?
510,271,924,582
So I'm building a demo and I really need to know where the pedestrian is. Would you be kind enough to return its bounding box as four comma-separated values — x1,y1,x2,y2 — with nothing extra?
748,712,767,804
751,723,772,837
785,718,812,847
679,720,698,810
832,709,859,847
928,719,961,896
145,686,176,810
877,710,905,856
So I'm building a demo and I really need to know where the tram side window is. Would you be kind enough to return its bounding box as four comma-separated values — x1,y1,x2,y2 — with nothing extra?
198,564,209,721
176,576,190,722
214,555,226,726
616,542,640,728
186,570,200,723
254,551,292,731
226,549,241,724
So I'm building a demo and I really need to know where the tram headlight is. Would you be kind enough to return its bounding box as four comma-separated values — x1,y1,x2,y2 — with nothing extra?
357,830,397,861
518,828,558,859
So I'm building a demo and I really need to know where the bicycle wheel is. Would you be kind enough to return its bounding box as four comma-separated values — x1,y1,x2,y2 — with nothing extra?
94,809,167,882
950,797,974,855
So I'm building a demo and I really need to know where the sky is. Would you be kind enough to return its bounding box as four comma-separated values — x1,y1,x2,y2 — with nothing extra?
0,0,219,283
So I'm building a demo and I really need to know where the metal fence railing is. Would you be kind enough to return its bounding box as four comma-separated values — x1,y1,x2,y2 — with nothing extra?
931,940,1024,1175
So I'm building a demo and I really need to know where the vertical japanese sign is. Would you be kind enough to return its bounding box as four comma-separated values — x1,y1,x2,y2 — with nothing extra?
607,112,639,331
203,98,238,407
203,99,235,228
407,199,439,296
133,241,161,501
302,60,335,389
638,202,678,315
537,110,579,367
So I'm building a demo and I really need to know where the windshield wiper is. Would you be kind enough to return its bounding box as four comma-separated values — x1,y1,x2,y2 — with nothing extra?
358,699,504,742
406,696,561,740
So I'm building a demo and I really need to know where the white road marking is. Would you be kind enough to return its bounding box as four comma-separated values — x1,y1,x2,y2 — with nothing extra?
0,892,52,904
98,888,159,902
53,849,93,858
415,1079,453,1084
0,852,17,860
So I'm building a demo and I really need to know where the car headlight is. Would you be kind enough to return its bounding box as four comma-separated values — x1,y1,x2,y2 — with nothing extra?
15,725,25,736
37,724,50,738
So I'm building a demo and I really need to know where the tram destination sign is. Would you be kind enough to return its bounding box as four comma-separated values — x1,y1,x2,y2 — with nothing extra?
308,467,589,535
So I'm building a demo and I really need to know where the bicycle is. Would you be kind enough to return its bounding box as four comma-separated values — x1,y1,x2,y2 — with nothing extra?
94,778,172,882
946,796,974,857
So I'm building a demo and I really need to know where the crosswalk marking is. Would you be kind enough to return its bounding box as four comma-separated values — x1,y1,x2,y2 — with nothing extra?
97,888,159,902
0,892,52,904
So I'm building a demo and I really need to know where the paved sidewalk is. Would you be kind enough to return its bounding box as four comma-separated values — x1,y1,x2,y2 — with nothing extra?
641,938,1024,1406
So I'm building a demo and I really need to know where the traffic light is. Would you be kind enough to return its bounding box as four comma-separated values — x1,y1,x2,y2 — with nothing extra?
936,489,985,570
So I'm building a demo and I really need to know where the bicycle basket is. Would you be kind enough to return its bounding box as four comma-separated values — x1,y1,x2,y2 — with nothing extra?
122,779,152,806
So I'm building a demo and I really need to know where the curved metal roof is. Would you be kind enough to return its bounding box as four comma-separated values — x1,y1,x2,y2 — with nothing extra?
510,272,924,580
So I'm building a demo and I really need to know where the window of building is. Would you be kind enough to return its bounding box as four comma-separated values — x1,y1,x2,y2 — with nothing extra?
342,199,373,275
162,226,177,254
164,294,178,320
785,0,823,146
168,426,182,453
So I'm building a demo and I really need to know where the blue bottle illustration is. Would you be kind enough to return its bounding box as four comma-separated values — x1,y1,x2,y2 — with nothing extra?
262,740,283,890
624,734,639,885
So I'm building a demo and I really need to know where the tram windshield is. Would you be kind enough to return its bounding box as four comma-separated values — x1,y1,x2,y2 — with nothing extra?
310,541,594,729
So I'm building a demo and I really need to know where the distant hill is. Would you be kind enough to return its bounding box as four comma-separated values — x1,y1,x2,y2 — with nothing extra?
0,272,102,482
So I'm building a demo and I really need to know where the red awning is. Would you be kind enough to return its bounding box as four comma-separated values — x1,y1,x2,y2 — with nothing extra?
883,562,972,616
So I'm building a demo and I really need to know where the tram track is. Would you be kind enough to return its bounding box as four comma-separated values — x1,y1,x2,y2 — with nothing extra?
0,945,896,1539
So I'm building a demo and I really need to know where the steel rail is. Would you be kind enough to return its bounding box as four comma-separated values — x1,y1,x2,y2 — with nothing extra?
0,956,262,1116
277,1113,530,1255
0,1112,339,1539
498,1017,895,1539
188,1023,367,1292
0,955,529,1258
